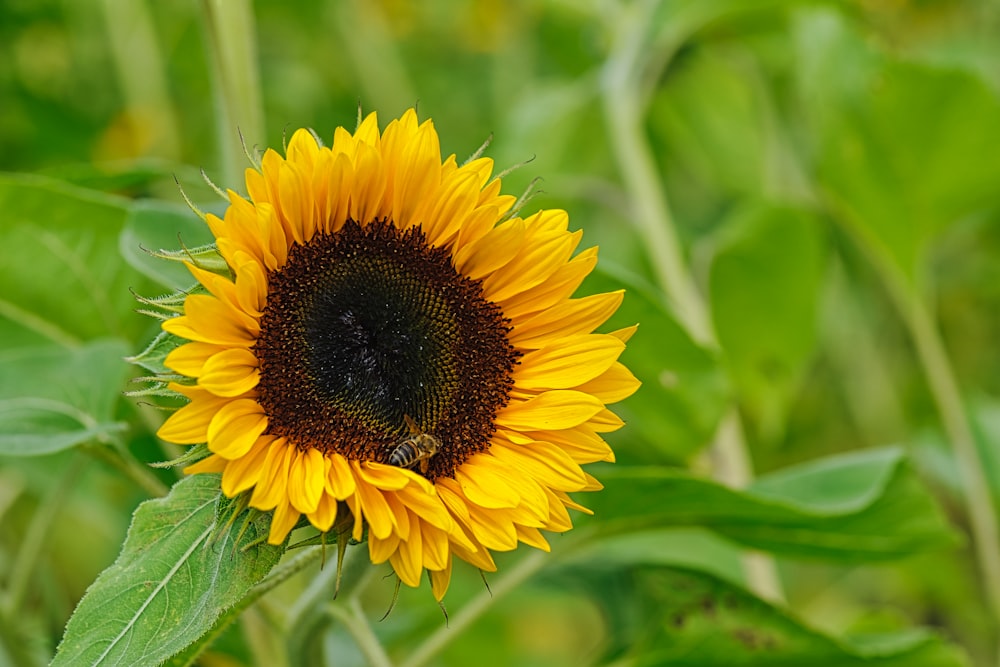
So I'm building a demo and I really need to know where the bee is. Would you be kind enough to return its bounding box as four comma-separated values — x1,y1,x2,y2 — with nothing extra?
388,415,440,475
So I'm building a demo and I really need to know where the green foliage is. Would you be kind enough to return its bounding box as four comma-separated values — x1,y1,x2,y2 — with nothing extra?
709,205,826,433
0,1,997,666
554,565,968,667
798,8,1000,287
51,475,285,667
592,447,958,560
0,340,130,456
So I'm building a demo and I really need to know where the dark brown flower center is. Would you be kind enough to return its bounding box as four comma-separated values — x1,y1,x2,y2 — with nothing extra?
253,219,519,479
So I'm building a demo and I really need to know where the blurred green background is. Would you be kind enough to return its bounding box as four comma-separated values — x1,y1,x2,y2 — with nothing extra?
3,0,1000,665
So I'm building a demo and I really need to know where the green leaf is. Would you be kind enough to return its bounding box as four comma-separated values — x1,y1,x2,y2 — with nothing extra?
709,205,825,435
588,447,958,560
119,200,218,291
52,475,285,667
796,9,1000,285
0,339,131,456
553,564,968,666
0,174,158,348
650,49,770,197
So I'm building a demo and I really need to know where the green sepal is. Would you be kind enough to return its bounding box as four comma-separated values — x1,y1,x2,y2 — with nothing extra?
145,242,230,276
126,330,187,375
131,288,196,318
149,443,211,469
122,379,186,400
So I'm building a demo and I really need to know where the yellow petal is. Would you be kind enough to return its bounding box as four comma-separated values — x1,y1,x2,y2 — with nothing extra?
369,531,400,565
500,247,599,321
326,453,357,500
573,362,641,404
268,500,300,545
207,399,268,459
509,291,625,349
454,456,521,509
288,447,325,514
309,493,338,533
390,529,423,587
156,387,229,444
357,462,414,491
490,440,587,491
430,559,453,601
165,341,224,377
515,524,551,552
184,453,227,475
163,295,256,347
199,348,260,397
452,217,525,280
250,439,294,510
420,521,450,571
496,390,604,431
514,335,624,391
220,435,275,496
352,465,395,540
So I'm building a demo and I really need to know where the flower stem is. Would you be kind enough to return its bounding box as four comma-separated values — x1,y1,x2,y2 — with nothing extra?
201,0,265,185
98,0,181,160
400,550,549,667
599,0,783,602
325,597,395,667
285,543,375,664
904,289,1000,662
85,441,169,497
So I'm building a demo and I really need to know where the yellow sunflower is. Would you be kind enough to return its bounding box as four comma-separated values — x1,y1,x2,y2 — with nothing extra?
156,108,639,600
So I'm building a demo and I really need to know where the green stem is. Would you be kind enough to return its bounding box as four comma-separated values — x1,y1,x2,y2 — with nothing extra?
327,0,417,113
98,0,181,160
400,550,549,667
252,546,325,600
326,597,394,667
85,441,169,497
2,452,88,625
285,543,372,663
201,0,265,185
599,0,783,603
905,290,1000,659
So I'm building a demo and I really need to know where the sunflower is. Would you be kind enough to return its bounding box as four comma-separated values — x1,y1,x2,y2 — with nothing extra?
155,108,639,600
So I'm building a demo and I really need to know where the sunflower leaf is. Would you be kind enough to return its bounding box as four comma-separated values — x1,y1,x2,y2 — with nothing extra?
796,9,1000,286
0,340,131,456
708,204,825,438
0,174,158,347
51,475,285,667
589,447,958,560
547,564,968,666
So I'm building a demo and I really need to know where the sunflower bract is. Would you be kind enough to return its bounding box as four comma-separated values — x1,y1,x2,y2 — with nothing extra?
156,108,639,600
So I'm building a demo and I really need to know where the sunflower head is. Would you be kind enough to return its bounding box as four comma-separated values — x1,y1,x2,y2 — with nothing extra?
153,109,639,600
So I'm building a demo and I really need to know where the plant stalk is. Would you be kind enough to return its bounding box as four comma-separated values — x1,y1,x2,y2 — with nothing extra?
599,0,783,602
85,441,169,497
326,596,395,667
905,291,1000,660
98,0,181,160
400,550,549,667
201,0,265,186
